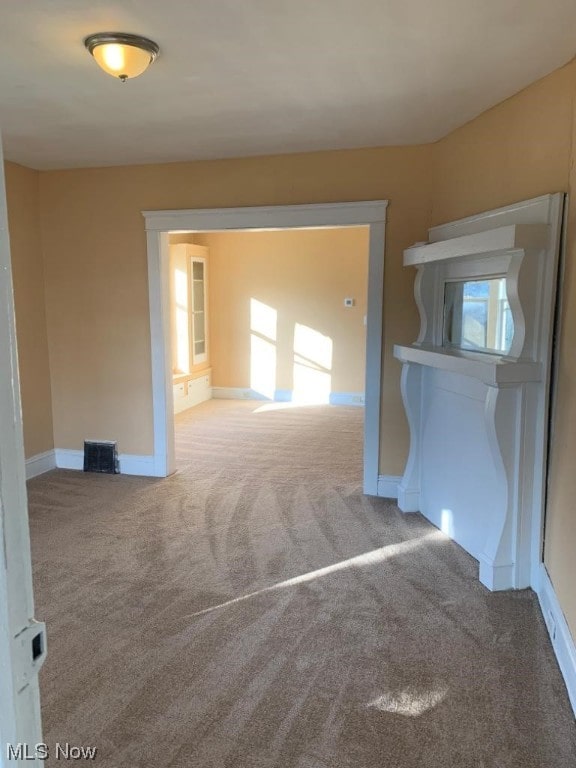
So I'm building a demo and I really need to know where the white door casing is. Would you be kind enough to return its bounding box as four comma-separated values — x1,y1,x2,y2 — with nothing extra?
0,138,46,765
143,201,388,494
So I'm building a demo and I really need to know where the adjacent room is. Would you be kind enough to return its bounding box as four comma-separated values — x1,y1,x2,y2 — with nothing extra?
1,3,576,768
168,226,369,474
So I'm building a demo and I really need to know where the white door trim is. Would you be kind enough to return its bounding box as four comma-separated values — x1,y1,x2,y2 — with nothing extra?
0,137,45,763
143,201,388,493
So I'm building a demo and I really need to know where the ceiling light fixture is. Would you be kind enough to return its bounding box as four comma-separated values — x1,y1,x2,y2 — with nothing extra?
84,32,159,82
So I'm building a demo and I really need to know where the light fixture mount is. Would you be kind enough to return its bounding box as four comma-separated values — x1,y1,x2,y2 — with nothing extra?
84,32,159,82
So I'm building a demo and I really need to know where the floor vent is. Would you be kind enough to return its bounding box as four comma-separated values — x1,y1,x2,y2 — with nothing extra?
83,441,119,474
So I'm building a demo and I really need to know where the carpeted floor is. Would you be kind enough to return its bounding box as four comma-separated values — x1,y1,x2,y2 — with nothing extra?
28,399,576,767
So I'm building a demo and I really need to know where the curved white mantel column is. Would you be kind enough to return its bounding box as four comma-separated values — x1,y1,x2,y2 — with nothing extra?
394,193,564,592
395,346,540,590
480,385,521,590
397,362,422,514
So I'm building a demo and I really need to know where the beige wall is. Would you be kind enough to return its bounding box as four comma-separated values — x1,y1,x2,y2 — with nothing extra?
38,146,432,468
169,234,199,246
543,71,576,644
431,63,574,224
430,61,576,638
5,161,53,458
195,228,368,394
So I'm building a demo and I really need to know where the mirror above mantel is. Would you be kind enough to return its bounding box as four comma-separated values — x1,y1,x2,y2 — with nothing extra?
443,277,513,355
401,220,551,364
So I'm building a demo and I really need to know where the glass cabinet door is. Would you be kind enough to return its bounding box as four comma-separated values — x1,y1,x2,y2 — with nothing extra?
190,258,207,363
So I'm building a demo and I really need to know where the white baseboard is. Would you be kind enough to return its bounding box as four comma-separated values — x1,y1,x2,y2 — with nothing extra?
212,387,365,406
478,557,515,593
212,387,267,401
397,484,420,512
54,448,84,471
329,392,365,407
536,564,576,717
377,475,401,498
118,454,157,476
54,449,157,477
25,449,56,480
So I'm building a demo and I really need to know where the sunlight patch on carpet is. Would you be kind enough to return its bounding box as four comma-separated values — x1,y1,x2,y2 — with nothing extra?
367,686,449,717
185,531,445,619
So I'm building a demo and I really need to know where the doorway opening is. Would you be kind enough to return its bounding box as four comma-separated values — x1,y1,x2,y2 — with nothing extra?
143,202,388,494
167,226,370,474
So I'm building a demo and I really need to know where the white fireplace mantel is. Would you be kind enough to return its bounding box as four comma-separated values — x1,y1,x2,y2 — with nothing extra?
403,222,549,266
394,344,542,386
394,194,564,591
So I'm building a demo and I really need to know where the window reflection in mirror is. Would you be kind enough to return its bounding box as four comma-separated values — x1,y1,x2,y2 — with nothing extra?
443,277,513,354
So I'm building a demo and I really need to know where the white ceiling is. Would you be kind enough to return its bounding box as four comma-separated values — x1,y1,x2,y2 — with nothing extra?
1,0,575,170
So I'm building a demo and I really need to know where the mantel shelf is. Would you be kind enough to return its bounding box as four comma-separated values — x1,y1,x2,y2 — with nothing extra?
403,223,549,266
393,344,542,386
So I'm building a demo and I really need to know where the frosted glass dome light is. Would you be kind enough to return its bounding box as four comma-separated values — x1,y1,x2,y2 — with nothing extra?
84,33,159,82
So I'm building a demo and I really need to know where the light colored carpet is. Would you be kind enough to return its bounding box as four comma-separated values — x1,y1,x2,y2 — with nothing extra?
28,399,576,767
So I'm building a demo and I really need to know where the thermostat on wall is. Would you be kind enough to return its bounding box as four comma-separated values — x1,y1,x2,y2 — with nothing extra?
344,297,355,307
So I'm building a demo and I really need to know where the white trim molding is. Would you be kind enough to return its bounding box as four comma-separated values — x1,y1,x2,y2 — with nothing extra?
54,449,157,477
25,449,56,480
142,201,389,232
212,387,267,401
0,132,45,751
536,565,576,716
377,475,401,498
329,392,365,407
143,201,388,495
118,454,157,477
54,449,83,471
397,485,420,512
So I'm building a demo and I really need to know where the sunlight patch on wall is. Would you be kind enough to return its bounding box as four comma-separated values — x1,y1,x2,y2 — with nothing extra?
251,298,278,342
250,299,278,399
174,267,190,373
294,323,332,369
250,336,276,400
441,508,454,538
293,323,333,404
